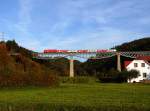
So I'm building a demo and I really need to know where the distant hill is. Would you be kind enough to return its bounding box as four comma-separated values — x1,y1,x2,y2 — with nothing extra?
114,37,150,51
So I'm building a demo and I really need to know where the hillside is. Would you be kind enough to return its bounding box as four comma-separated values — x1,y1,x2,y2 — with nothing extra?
0,42,58,87
2,40,70,76
115,37,150,51
5,40,33,58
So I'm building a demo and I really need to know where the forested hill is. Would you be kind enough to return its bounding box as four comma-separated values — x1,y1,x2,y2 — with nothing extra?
0,40,70,76
115,37,150,51
0,42,58,87
5,40,33,58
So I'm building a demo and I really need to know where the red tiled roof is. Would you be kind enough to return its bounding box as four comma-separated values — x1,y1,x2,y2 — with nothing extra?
124,56,150,68
136,56,150,61
124,61,132,68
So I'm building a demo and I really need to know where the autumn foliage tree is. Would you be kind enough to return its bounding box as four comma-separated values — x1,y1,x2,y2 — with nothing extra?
0,43,59,87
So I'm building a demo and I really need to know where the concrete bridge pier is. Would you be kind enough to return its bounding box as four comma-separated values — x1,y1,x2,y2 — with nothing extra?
69,57,74,77
117,52,121,72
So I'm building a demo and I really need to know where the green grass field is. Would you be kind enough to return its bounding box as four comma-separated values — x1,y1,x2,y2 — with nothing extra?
0,83,149,111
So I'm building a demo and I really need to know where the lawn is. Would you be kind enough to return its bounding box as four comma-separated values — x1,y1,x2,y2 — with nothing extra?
0,83,149,111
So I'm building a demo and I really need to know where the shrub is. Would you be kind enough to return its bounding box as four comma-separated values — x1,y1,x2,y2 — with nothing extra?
97,69,119,83
97,69,139,83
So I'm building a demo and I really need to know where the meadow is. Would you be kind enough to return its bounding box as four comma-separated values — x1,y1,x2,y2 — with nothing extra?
0,83,149,111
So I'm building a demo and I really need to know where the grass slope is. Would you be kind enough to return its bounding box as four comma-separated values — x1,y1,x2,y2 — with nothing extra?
0,83,149,111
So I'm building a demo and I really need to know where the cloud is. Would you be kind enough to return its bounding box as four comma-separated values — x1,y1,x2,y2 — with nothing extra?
10,0,42,51
15,0,32,34
39,27,140,51
33,0,150,50
138,16,150,25
1,0,150,52
30,0,150,51
45,0,137,35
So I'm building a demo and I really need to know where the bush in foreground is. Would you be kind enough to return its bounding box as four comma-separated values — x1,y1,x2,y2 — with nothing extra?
97,69,139,83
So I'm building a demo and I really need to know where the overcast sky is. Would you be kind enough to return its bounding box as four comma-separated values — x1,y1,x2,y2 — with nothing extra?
0,0,150,51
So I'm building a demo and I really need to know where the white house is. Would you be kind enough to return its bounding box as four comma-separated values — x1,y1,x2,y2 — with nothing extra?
124,56,150,83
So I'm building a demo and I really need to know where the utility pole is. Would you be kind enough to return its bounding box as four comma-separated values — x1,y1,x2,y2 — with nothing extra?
69,56,74,77
117,52,121,72
0,32,5,42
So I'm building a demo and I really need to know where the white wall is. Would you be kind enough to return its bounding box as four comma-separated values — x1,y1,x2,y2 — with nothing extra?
126,60,150,83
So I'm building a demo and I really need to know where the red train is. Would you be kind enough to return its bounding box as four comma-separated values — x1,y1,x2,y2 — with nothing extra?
96,49,115,52
44,49,69,53
44,49,57,53
43,49,116,53
77,50,88,53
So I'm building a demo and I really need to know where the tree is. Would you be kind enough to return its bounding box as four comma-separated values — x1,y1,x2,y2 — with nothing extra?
0,42,59,87
115,37,150,51
97,69,140,83
126,70,140,82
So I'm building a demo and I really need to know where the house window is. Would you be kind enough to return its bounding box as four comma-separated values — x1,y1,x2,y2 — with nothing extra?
143,73,147,78
134,63,138,67
141,63,145,67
